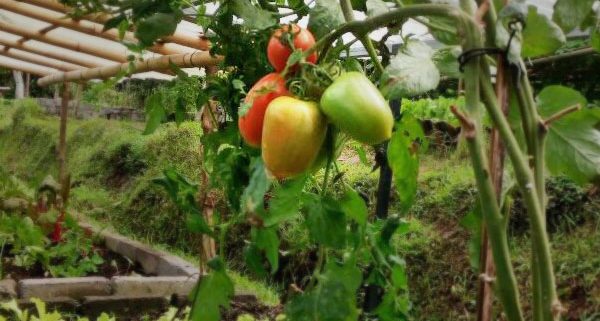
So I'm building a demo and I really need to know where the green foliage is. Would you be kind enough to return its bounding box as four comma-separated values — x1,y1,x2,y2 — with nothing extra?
380,40,440,99
388,116,427,213
521,5,566,58
308,0,345,40
0,213,103,277
286,258,362,321
552,0,596,33
0,298,192,321
401,96,463,127
538,85,600,184
189,257,234,321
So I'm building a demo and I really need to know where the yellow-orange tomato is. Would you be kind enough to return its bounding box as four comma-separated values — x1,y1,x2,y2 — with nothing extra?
262,97,327,179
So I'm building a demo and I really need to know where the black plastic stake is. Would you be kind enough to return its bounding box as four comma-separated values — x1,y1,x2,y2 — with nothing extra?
364,99,402,313
374,99,402,219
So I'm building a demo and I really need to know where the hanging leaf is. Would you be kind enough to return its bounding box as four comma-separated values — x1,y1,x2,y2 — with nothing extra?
135,11,183,46
380,40,440,99
339,187,368,227
241,157,271,214
189,257,234,321
304,194,348,249
521,6,566,58
285,258,362,321
251,226,280,273
552,0,596,33
538,86,600,185
388,116,426,213
308,0,345,40
231,0,277,30
366,0,389,17
143,92,165,135
263,175,307,226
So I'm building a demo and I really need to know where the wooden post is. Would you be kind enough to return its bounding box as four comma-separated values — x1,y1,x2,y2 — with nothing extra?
198,66,219,274
58,82,69,187
476,55,509,321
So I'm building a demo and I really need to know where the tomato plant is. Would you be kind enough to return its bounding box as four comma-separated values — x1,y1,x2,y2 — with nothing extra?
67,0,600,320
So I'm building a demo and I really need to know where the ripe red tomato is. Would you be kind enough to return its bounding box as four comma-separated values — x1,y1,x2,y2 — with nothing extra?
239,73,289,147
267,25,318,72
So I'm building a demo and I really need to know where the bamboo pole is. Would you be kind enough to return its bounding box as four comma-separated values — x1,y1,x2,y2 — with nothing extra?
0,56,57,76
1,46,82,71
18,0,210,51
198,65,219,274
37,51,222,86
0,35,102,68
0,0,198,56
0,19,130,63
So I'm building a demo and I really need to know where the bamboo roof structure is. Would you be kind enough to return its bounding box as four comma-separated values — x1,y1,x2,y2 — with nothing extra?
0,0,221,85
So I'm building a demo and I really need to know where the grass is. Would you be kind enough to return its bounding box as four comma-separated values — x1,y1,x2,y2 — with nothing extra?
1,99,599,319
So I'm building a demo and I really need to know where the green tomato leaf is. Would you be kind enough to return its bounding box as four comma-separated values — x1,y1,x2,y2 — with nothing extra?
380,40,440,99
552,0,596,33
135,11,183,46
143,92,165,135
304,194,348,249
388,116,426,213
252,226,280,273
231,0,277,30
241,157,271,214
308,0,345,40
285,258,362,321
366,0,389,17
339,187,368,227
538,86,600,184
264,175,307,226
189,257,234,321
522,6,566,58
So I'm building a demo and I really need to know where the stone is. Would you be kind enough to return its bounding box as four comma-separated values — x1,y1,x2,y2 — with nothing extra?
156,254,200,277
82,295,169,318
0,279,17,299
134,245,163,275
111,276,197,298
18,277,111,300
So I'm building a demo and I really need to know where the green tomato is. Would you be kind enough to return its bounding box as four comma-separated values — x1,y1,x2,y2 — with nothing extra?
320,72,394,145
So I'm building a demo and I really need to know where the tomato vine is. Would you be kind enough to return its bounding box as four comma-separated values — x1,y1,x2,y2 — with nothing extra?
60,0,600,320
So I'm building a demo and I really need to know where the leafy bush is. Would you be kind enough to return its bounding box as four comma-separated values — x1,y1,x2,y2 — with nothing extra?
0,213,104,278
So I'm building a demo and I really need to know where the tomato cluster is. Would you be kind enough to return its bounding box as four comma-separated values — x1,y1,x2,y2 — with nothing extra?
238,25,393,179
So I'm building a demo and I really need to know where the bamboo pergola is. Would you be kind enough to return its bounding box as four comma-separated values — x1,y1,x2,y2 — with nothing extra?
0,0,220,80
0,0,222,272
